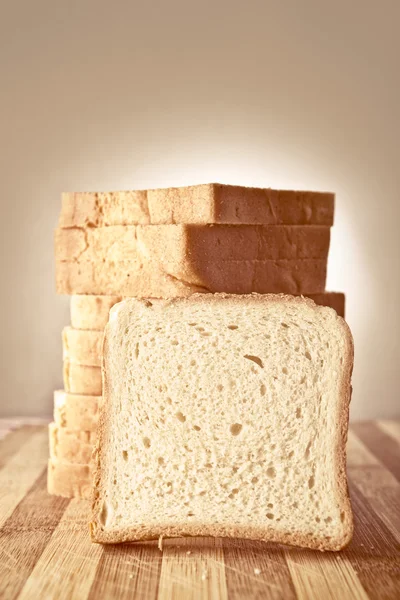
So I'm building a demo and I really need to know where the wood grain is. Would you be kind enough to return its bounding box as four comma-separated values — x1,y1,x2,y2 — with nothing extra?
0,421,399,600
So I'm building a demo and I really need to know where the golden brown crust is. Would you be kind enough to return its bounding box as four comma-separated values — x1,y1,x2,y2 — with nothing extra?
49,423,96,464
60,184,334,227
47,459,92,499
56,258,327,296
53,390,102,431
90,293,353,550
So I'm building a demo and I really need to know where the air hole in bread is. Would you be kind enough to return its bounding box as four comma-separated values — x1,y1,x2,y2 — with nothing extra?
201,332,212,337
158,457,165,466
252,477,259,484
281,323,289,328
288,451,294,458
176,412,186,423
188,323,197,327
230,423,242,436
217,384,223,391
193,425,201,431
300,376,306,384
122,450,128,461
228,325,238,330
315,516,321,523
244,355,264,368
187,512,194,517
340,512,345,522
99,501,110,526
260,384,266,396
196,327,205,332
166,397,172,405
305,351,312,360
143,437,151,449
267,503,273,508
171,340,179,346
205,463,212,469
190,359,196,366
282,367,288,375
296,407,302,419
305,441,312,459
308,476,315,489
266,513,274,520
325,516,332,523
266,467,276,478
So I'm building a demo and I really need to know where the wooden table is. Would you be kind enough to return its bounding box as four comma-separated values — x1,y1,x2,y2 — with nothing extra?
0,420,399,599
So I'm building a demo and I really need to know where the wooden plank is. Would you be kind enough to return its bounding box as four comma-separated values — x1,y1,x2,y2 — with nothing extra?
157,537,228,600
17,499,103,600
346,430,379,467
342,481,400,599
0,426,42,469
88,541,162,600
0,428,49,528
223,539,296,600
349,465,400,544
378,421,400,444
285,549,368,600
352,422,400,480
0,470,69,600
348,430,400,544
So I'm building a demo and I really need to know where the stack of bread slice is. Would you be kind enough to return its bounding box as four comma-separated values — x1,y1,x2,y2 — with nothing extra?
48,183,345,498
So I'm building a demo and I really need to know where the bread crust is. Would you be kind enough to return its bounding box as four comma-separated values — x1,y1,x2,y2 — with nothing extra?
63,362,102,395
70,295,122,330
47,459,92,499
60,184,334,227
62,327,103,367
90,293,353,550
53,390,102,431
49,423,96,464
69,292,344,332
55,224,331,263
56,258,327,296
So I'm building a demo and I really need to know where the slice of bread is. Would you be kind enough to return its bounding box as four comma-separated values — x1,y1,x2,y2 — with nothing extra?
55,224,330,262
63,362,102,395
71,295,122,330
49,423,96,464
63,327,103,367
47,459,92,499
90,294,353,550
59,185,334,227
56,258,327,296
54,390,102,431
70,292,345,331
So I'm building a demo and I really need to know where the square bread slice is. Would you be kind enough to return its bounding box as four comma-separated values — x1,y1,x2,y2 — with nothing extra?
54,390,102,431
62,327,103,367
55,224,330,262
48,459,92,499
63,362,102,395
90,294,353,550
56,258,327,296
49,423,96,464
59,184,334,227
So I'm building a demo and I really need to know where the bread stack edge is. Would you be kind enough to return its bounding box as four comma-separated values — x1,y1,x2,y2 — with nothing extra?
48,183,345,499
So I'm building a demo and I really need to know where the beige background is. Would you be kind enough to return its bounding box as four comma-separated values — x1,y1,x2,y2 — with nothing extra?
0,1,399,419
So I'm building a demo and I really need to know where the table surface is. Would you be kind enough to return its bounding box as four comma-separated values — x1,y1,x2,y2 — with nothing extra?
0,420,399,600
